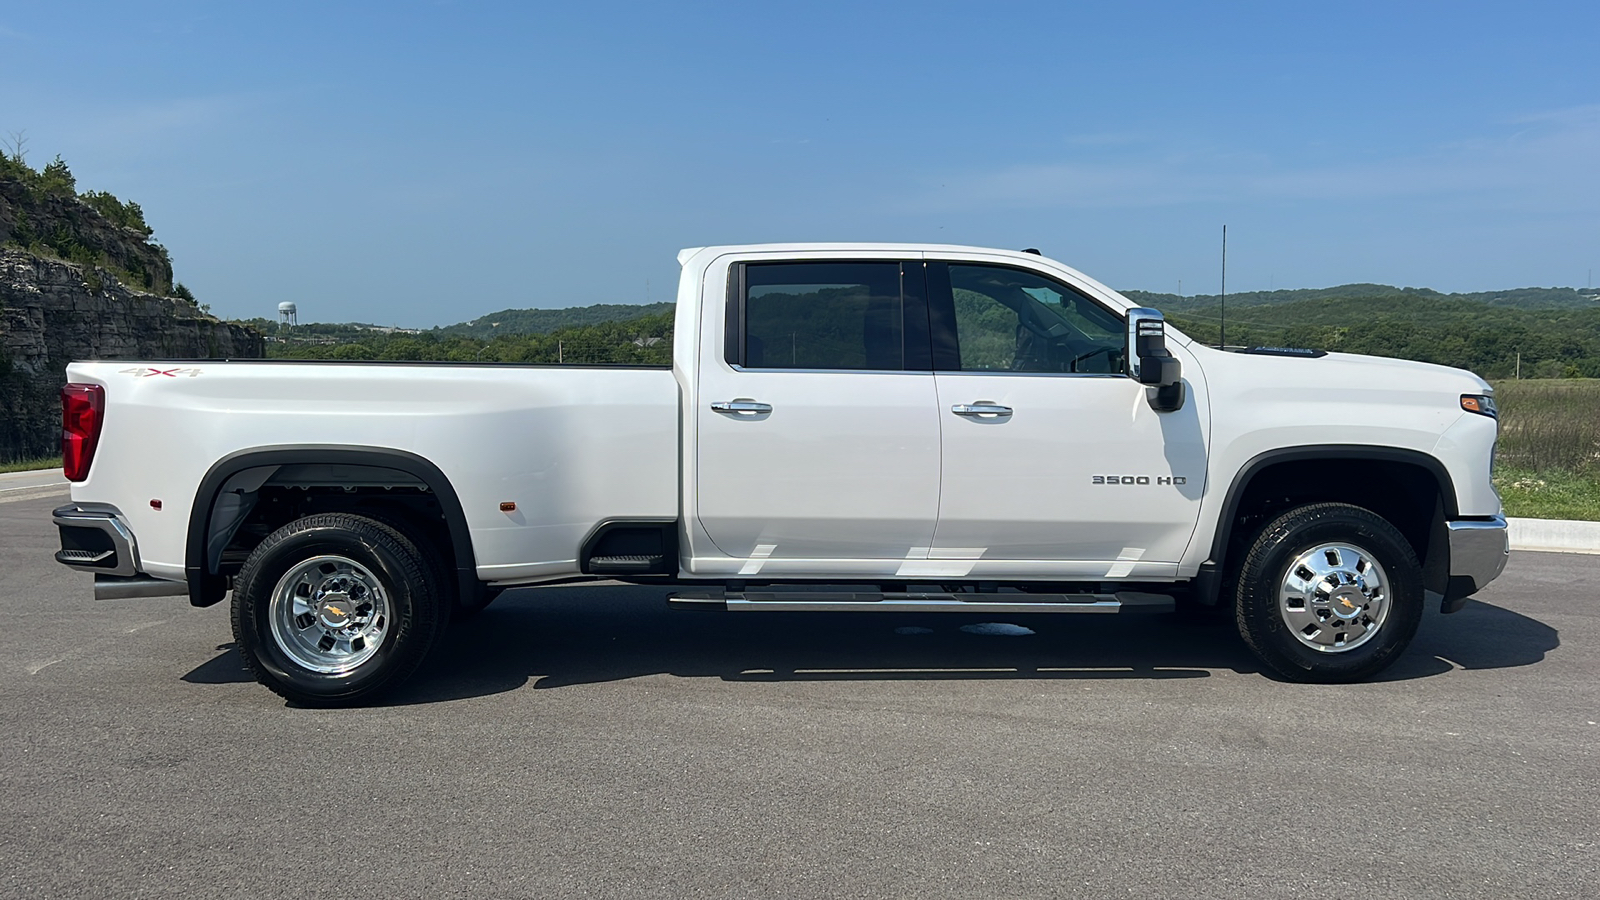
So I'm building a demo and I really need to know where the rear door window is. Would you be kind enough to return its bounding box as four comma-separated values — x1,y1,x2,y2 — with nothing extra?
739,262,919,370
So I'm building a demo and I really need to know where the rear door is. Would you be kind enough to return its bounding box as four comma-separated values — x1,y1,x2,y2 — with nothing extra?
693,257,941,572
925,255,1207,579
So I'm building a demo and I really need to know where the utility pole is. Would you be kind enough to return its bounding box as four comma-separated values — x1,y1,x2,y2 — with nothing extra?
1220,225,1227,350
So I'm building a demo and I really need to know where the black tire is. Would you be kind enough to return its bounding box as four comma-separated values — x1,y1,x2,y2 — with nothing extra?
1233,502,1423,683
353,507,460,624
231,513,445,706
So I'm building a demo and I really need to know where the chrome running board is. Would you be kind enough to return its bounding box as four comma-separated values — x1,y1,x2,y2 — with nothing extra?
668,591,1174,614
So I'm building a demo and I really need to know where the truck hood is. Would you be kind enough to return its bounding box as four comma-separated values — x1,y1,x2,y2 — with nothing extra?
1188,343,1491,397
1318,351,1492,392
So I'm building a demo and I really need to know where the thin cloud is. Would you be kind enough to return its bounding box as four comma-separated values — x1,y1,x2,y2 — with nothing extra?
1061,132,1147,147
916,105,1600,214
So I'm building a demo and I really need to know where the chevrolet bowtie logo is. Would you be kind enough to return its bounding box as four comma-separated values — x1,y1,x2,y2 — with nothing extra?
1339,597,1357,610
325,604,347,617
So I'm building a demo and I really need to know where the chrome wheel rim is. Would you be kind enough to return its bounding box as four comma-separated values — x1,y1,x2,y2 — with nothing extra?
268,555,390,674
1278,542,1390,653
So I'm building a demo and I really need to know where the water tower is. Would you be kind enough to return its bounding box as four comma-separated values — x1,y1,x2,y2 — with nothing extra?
277,301,298,329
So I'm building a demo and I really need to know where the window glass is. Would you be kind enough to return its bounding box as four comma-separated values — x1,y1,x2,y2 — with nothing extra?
948,264,1124,373
744,262,905,370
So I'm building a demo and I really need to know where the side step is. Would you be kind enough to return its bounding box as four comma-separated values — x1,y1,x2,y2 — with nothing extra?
587,554,668,574
668,591,1174,614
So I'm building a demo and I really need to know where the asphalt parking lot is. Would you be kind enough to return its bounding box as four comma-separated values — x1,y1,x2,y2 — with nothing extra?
2,487,1595,899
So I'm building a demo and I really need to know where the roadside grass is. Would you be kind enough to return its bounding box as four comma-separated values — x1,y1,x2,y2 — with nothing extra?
1491,380,1600,520
1494,466,1600,521
1492,379,1600,472
0,456,61,474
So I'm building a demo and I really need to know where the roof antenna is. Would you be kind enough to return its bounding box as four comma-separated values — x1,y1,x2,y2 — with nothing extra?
1219,225,1227,350
1021,248,1041,255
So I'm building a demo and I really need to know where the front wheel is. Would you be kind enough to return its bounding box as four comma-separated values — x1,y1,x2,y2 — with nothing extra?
231,513,445,705
1233,503,1423,683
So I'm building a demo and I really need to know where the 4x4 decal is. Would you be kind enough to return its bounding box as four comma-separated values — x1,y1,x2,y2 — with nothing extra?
120,367,203,378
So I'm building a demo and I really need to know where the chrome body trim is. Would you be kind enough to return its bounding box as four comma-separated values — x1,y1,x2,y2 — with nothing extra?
52,504,140,577
670,591,1175,615
1447,515,1510,591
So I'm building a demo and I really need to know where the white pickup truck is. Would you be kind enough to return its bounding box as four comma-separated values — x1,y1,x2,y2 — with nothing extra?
52,244,1509,704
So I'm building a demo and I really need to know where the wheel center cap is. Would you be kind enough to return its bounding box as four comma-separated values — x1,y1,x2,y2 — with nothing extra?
317,594,354,628
1329,584,1367,619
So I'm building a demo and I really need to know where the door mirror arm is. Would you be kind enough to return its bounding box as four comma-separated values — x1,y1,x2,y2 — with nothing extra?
1126,308,1185,413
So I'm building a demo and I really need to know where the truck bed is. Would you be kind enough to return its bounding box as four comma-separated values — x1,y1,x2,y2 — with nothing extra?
64,360,681,584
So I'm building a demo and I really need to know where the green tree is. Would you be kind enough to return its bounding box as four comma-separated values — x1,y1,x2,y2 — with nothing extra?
39,155,75,195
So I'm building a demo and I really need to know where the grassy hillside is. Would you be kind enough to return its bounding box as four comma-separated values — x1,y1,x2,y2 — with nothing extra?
256,282,1600,381
266,310,673,365
434,302,675,339
1162,296,1600,380
1125,284,1600,313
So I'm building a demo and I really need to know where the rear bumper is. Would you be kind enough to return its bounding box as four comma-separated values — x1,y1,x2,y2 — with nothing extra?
54,504,188,600
1442,515,1510,612
53,504,140,576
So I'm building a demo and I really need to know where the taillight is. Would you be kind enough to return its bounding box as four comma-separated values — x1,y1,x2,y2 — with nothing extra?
62,383,105,482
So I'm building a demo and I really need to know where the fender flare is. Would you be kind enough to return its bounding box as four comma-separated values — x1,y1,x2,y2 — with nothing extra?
185,446,478,608
1194,444,1459,605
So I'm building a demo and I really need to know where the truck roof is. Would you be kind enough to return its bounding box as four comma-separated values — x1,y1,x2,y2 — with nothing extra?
677,243,1132,313
679,243,1059,265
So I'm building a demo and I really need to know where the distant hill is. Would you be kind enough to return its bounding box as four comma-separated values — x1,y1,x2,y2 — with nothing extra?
435,302,675,338
1156,294,1600,379
430,285,1597,341
258,282,1600,380
1124,284,1600,313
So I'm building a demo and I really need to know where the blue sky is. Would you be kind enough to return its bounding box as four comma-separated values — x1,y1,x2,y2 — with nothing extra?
3,1,1597,326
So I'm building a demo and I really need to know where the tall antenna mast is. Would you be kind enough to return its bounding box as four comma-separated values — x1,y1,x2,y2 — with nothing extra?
1220,225,1227,349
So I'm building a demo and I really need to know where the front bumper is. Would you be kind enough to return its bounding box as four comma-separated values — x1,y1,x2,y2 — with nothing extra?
1442,514,1510,612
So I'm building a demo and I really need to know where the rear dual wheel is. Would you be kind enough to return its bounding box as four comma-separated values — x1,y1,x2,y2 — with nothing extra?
231,513,446,706
1233,503,1423,683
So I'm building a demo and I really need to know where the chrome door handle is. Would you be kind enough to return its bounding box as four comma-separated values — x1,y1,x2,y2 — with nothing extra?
951,403,1013,417
711,400,773,415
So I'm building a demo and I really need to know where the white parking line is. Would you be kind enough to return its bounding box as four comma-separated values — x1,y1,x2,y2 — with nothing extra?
0,481,67,494
0,487,70,505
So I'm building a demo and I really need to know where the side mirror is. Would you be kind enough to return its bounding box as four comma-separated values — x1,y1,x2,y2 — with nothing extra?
1126,308,1185,412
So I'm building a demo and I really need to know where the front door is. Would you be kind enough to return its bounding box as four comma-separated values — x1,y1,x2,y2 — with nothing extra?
694,259,941,572
926,257,1207,579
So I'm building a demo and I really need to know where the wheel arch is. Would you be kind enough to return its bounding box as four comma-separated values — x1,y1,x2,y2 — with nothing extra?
1204,445,1457,601
186,446,477,608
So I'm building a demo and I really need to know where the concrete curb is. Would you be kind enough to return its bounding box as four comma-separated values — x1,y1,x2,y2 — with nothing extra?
1507,517,1600,555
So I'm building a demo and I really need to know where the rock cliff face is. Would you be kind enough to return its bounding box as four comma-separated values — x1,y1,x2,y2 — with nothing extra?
0,180,261,462
0,178,176,296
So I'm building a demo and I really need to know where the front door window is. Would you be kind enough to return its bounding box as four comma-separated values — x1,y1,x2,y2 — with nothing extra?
948,264,1125,374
